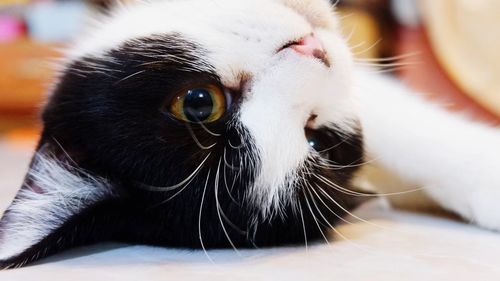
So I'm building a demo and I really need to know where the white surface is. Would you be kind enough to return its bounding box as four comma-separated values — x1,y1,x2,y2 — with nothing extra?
1,142,500,280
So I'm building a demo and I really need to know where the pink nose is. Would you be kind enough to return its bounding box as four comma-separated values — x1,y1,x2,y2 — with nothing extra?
289,35,330,66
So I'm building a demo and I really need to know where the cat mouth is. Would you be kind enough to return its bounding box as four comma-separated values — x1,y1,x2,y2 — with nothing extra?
279,34,330,67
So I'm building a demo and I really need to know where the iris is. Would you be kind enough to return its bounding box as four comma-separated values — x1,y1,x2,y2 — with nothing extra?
170,84,227,123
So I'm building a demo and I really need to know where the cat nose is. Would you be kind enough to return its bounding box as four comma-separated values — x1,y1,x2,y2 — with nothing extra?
287,34,330,67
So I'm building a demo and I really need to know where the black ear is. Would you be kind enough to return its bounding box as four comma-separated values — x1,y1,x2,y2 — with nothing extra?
0,138,128,269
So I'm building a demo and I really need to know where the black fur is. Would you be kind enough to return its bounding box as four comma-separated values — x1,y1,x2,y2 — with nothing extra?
0,34,365,269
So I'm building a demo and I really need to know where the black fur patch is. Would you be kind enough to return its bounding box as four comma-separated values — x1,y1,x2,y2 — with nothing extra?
0,34,365,269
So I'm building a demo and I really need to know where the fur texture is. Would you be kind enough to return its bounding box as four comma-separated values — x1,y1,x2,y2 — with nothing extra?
0,148,117,266
354,69,500,230
0,0,499,269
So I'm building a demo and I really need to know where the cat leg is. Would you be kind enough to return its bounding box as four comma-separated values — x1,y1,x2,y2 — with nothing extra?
354,69,500,231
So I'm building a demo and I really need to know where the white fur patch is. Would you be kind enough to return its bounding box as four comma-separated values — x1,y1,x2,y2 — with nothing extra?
239,50,357,217
354,68,500,231
0,154,115,261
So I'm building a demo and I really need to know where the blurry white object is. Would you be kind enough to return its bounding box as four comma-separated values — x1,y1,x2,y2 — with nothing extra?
391,0,420,27
422,0,500,117
25,2,90,43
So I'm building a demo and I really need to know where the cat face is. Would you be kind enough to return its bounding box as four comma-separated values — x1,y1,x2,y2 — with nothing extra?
0,0,364,268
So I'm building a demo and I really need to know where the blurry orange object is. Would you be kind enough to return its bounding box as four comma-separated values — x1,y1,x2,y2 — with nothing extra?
0,39,60,115
422,0,500,118
4,127,40,150
397,27,500,124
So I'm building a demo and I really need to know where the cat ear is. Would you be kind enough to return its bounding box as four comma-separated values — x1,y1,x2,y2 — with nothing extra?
0,137,127,269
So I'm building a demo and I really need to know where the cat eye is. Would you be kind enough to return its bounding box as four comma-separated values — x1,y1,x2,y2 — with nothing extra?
307,135,322,151
305,128,325,152
169,84,229,123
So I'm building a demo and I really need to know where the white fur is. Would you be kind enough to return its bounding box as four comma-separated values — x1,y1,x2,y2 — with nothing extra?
354,69,500,231
0,154,115,261
240,42,358,216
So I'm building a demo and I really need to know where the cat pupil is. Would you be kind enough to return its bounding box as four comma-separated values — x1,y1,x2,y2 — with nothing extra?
305,129,325,152
308,139,317,148
183,89,214,122
308,137,320,151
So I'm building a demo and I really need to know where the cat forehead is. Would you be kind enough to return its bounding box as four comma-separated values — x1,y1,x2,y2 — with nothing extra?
68,0,339,61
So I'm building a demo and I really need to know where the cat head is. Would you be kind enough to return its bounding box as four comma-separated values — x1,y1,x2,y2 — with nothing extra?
0,0,364,268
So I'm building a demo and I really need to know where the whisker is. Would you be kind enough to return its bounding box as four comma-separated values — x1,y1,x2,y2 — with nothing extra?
223,149,241,206
194,119,222,137
113,69,146,85
314,174,370,197
184,109,222,137
302,188,330,244
228,140,244,150
307,183,353,225
227,124,245,150
138,153,211,192
315,184,429,238
354,61,421,69
359,65,414,74
236,146,245,185
315,173,426,197
304,185,371,251
218,204,247,235
305,185,351,237
198,169,214,263
51,137,79,167
223,147,240,171
343,21,358,42
338,12,355,21
297,200,308,253
354,52,421,63
309,154,378,170
199,122,222,137
317,184,392,229
348,40,367,51
150,175,198,208
317,184,380,225
185,123,217,150
316,138,347,154
352,39,382,56
215,159,243,255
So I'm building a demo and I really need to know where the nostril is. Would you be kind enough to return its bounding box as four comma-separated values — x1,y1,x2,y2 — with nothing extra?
281,35,330,67
292,35,323,53
311,49,329,67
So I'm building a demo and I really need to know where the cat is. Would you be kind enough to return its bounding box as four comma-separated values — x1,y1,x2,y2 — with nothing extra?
0,0,498,269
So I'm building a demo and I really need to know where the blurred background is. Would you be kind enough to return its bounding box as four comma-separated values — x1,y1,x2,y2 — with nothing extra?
0,0,499,151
